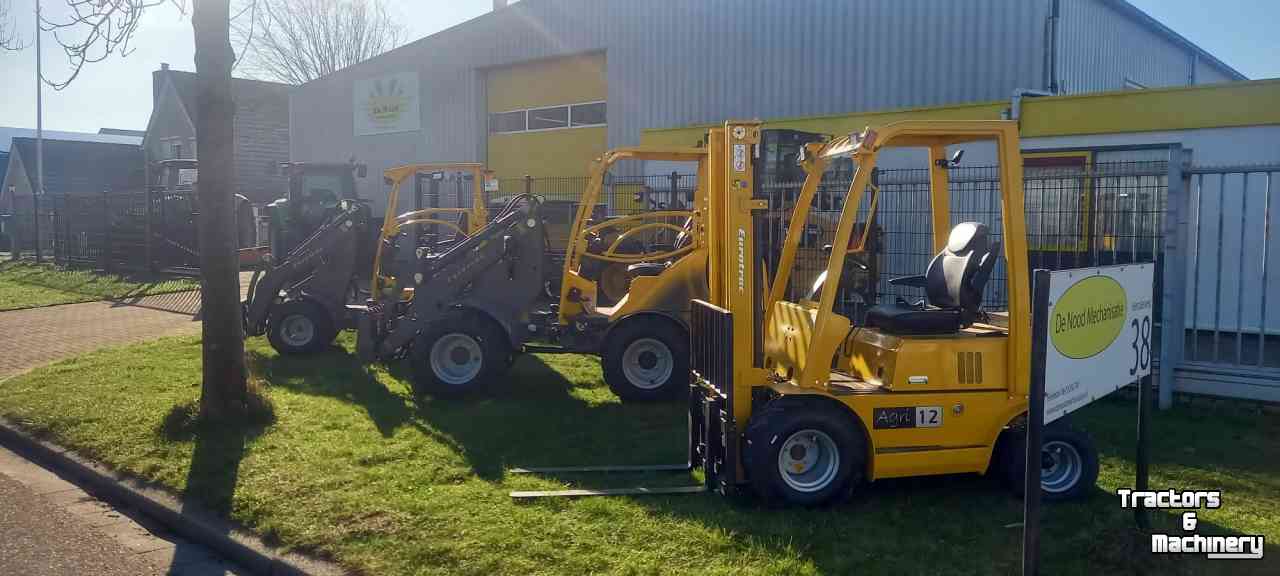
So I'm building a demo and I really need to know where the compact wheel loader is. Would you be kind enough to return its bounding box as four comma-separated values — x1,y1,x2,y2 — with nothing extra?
686,120,1099,506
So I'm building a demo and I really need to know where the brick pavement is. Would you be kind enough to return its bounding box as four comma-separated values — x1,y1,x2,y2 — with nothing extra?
0,271,255,381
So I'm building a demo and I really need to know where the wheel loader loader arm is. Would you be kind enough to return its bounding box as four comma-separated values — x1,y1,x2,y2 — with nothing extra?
362,195,550,360
243,201,369,336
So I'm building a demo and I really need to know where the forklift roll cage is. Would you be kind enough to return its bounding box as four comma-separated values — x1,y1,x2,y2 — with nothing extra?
696,119,1032,492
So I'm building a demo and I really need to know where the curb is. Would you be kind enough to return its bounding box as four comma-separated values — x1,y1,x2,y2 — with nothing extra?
0,417,349,576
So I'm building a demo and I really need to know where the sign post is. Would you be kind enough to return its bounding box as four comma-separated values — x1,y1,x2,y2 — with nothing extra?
1023,263,1155,576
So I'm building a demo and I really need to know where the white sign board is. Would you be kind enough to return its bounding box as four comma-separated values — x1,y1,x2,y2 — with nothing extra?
353,72,420,136
1043,263,1154,423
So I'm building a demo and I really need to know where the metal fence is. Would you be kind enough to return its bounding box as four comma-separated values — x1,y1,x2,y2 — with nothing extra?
758,160,1169,321
5,187,204,272
1178,166,1279,380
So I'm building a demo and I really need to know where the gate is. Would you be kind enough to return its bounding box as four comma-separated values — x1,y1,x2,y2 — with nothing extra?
1172,164,1280,401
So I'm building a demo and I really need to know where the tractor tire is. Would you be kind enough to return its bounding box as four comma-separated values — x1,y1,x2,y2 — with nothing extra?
410,312,511,400
267,299,337,355
745,397,865,507
999,421,1099,502
602,316,688,402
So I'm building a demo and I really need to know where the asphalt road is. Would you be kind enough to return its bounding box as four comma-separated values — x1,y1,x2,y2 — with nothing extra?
0,444,246,576
0,472,165,576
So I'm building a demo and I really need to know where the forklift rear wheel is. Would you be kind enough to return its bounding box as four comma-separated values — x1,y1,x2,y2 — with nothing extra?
1000,422,1099,501
602,317,688,402
410,313,510,399
267,299,336,355
745,398,865,507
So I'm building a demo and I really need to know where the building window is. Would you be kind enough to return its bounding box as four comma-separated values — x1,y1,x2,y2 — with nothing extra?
528,105,569,130
488,110,527,134
489,101,606,134
170,142,183,159
570,102,606,126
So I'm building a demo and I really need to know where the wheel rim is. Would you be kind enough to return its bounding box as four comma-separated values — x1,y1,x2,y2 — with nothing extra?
278,313,316,347
777,429,841,493
1040,440,1084,494
429,333,483,386
621,337,673,390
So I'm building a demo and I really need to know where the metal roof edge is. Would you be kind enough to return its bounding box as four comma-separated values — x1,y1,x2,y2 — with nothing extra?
1101,0,1247,81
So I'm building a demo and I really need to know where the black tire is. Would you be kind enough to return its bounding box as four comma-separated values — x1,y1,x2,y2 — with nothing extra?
744,397,865,507
999,421,1099,501
410,312,511,400
267,299,336,355
602,316,689,402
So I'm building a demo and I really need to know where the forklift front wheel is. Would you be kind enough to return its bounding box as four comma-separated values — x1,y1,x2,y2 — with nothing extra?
410,314,509,399
267,299,336,355
745,398,865,507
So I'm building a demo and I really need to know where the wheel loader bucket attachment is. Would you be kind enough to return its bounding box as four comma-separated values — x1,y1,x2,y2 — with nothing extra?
689,299,738,493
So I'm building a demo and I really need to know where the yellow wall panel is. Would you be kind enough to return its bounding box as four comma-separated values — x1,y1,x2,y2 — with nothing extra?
487,52,607,113
487,127,607,179
642,79,1280,147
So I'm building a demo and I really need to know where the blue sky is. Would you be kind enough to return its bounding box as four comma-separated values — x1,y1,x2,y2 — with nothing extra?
0,0,1276,134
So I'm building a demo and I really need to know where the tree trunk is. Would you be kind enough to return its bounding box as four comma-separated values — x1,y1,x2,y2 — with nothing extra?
193,0,247,422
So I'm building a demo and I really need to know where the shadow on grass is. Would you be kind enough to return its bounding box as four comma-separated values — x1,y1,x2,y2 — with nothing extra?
0,260,196,304
238,342,1280,574
248,343,685,481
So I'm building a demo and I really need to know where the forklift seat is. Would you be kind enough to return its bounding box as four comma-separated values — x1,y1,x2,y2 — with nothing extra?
865,222,1000,335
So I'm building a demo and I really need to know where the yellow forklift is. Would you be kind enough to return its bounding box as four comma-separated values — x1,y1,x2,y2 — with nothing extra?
686,120,1098,505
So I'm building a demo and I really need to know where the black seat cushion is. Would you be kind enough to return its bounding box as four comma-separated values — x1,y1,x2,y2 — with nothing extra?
867,222,1000,335
865,304,962,335
627,262,669,278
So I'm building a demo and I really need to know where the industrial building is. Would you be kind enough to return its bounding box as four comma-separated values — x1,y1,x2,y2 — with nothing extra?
289,0,1243,211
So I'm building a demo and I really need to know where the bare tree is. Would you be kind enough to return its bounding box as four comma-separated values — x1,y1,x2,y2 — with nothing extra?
0,0,23,49
232,0,403,84
36,0,250,422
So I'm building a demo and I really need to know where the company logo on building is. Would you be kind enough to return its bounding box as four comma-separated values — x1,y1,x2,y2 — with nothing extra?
353,72,421,136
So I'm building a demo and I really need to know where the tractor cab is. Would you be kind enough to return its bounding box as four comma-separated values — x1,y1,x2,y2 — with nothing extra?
267,161,367,260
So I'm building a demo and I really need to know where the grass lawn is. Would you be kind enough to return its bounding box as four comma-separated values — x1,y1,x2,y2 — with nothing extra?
0,334,1275,575
0,261,197,311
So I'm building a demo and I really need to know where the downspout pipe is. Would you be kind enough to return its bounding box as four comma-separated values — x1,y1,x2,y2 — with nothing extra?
1044,0,1061,94
1009,89,1053,124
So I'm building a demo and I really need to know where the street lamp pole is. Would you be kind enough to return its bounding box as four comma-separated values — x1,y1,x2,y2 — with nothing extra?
33,0,44,263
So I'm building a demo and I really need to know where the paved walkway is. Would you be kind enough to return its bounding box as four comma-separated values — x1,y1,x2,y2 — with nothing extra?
0,444,246,576
0,272,255,381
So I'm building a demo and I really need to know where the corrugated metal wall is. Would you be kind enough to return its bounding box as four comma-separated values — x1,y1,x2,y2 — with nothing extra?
1056,0,1194,93
291,0,1054,208
290,0,1239,211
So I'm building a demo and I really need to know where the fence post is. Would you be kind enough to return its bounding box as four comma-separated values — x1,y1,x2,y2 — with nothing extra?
1158,145,1189,410
670,171,680,208
102,189,113,273
145,186,155,273
523,174,533,197
32,191,41,263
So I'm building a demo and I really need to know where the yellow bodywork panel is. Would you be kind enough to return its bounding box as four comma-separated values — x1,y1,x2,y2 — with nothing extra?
842,327,1008,392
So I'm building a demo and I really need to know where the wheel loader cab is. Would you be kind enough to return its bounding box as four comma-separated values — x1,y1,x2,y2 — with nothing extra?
693,120,1073,507
371,163,493,299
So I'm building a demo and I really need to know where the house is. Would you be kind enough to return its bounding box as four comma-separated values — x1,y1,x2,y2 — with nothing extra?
143,64,292,205
1,137,145,211
0,137,146,256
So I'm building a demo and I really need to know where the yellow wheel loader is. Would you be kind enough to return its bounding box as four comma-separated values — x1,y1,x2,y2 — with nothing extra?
686,120,1099,506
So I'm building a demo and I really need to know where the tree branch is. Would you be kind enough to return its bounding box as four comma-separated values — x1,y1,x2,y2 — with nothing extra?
231,0,404,84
